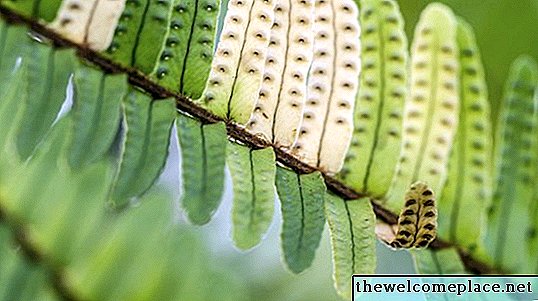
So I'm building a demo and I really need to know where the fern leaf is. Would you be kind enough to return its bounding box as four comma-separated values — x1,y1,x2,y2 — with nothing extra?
69,64,127,168
412,248,466,274
1,117,73,223
151,0,220,99
0,0,35,19
35,0,63,22
198,0,275,123
85,0,127,51
196,0,256,117
325,194,376,300
226,0,274,124
106,0,149,66
437,19,492,252
66,195,171,300
412,248,467,301
247,0,314,144
291,0,360,174
42,165,112,267
1,0,61,22
0,60,27,155
0,25,29,83
341,0,408,197
0,226,57,301
386,3,459,213
275,166,326,274
15,46,75,160
270,0,315,147
111,90,176,208
177,114,227,225
227,142,276,250
180,0,220,98
151,0,193,89
486,56,538,273
132,0,174,73
390,181,437,249
49,0,98,45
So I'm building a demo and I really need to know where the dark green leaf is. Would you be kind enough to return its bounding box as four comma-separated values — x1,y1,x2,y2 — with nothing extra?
177,114,227,225
111,90,176,207
228,142,276,250
69,64,127,168
276,166,326,274
325,194,376,300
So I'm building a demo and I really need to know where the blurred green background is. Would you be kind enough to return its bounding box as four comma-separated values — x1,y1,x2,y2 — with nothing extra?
167,1,538,300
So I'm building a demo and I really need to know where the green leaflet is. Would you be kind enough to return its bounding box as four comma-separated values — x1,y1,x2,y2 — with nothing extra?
1,117,73,223
226,0,274,124
412,248,466,274
106,0,149,66
0,25,29,86
437,19,493,252
66,197,171,300
486,56,538,273
275,166,326,274
106,0,173,72
9,158,113,269
39,165,112,267
227,142,276,250
412,248,467,301
111,90,176,208
69,64,127,168
530,92,538,273
151,0,196,90
180,0,220,98
386,4,459,214
152,0,220,99
177,114,227,225
341,0,408,197
15,46,75,160
196,0,275,123
325,194,376,300
0,0,35,19
35,0,63,22
0,225,57,301
1,0,61,21
0,20,6,63
0,61,27,155
133,0,173,74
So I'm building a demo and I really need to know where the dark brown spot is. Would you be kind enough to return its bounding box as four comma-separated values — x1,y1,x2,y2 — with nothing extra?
423,199,435,207
399,230,412,238
403,209,415,216
424,224,435,230
422,190,433,196
405,199,417,206
424,211,435,218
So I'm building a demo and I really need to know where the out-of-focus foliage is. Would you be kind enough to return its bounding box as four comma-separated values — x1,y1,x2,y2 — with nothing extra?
399,0,538,117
